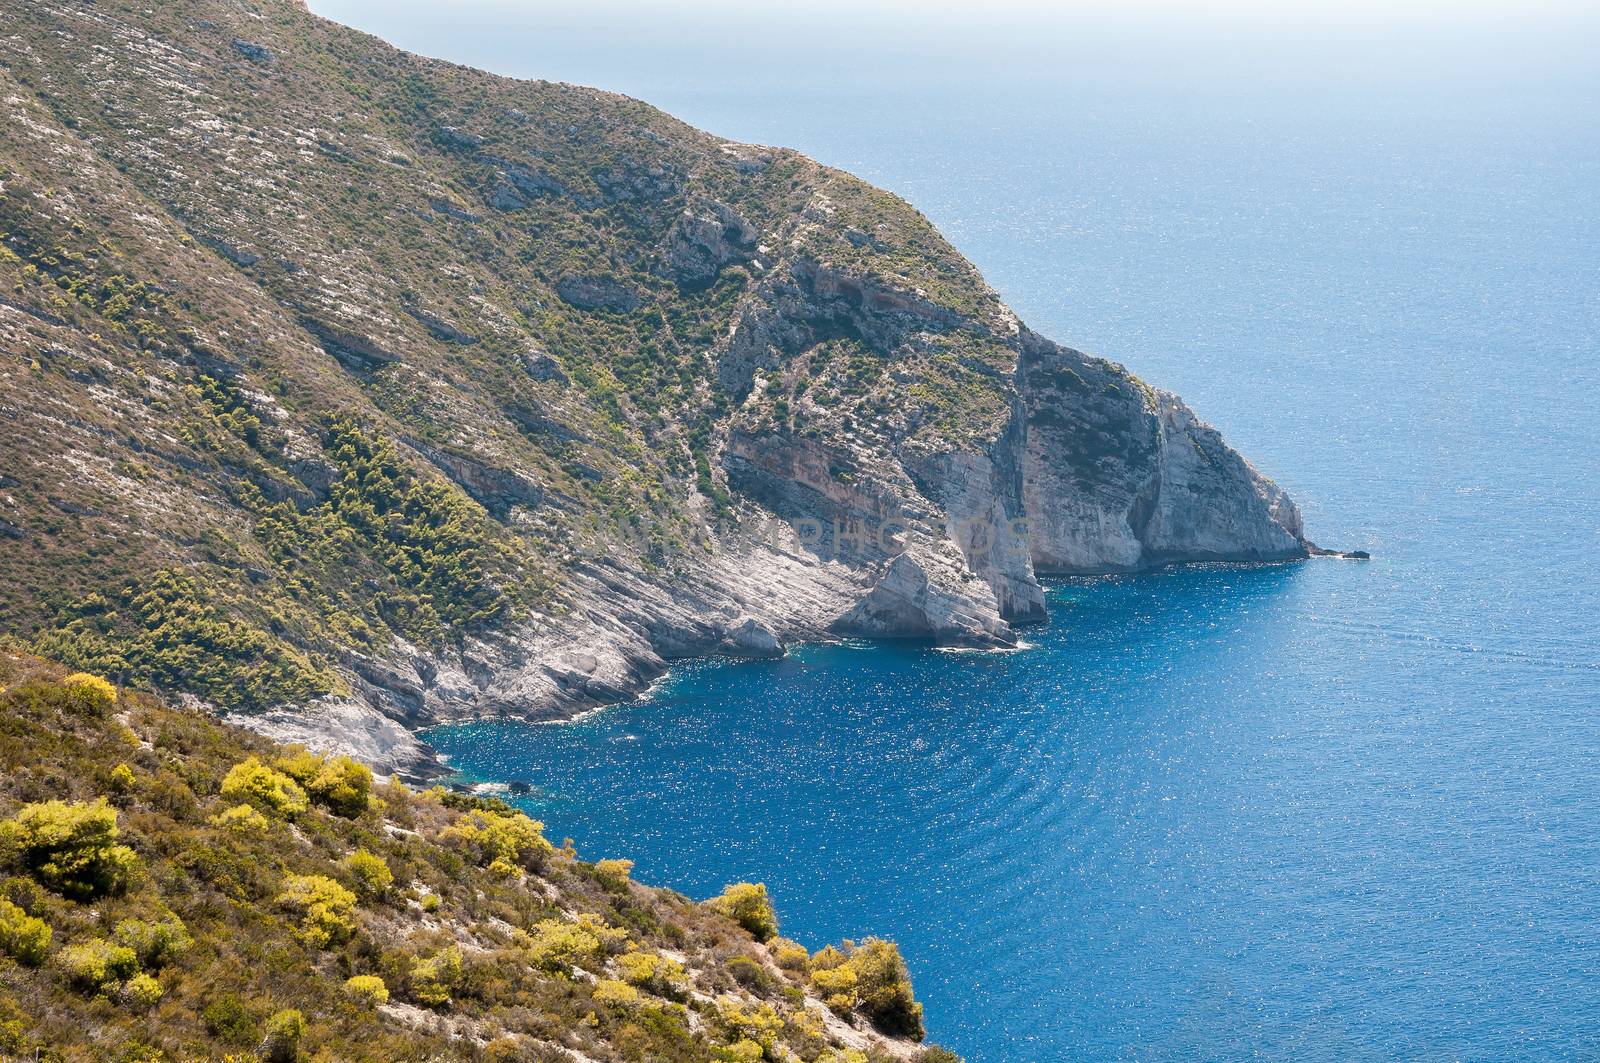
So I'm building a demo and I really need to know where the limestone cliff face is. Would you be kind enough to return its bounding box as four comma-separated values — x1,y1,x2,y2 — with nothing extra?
0,0,1313,776
1018,330,1306,573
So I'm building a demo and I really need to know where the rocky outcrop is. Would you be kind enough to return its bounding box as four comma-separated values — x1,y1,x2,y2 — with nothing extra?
404,305,479,345
722,616,784,657
661,197,757,288
299,316,402,374
555,273,642,313
403,437,543,518
717,258,968,396
1018,329,1305,573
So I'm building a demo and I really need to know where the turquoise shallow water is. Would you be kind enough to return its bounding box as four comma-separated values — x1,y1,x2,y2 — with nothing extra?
323,4,1600,1057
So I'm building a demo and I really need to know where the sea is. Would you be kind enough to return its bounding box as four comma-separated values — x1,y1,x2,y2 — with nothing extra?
316,3,1600,1057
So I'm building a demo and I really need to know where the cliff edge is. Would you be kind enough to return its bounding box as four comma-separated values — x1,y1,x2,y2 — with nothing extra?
0,0,1307,775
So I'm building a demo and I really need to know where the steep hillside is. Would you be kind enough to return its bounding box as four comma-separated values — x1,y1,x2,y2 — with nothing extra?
0,0,1310,772
0,651,958,1062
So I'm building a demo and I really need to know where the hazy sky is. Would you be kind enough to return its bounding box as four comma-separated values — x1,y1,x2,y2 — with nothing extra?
309,0,1600,103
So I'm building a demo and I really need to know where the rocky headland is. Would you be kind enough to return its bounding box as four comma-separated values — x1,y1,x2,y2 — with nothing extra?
0,0,1313,779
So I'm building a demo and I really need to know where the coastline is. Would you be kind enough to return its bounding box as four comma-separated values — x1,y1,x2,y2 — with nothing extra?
234,552,1363,784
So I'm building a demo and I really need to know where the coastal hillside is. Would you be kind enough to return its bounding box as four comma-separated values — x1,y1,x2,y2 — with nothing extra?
0,650,957,1062
0,0,1306,773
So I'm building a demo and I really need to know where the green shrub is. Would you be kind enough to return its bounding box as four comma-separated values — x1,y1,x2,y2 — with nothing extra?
442,807,553,874
201,993,256,1043
408,945,462,1008
113,914,191,969
342,974,389,1006
0,897,51,966
62,672,117,714
262,1008,304,1063
219,758,309,818
276,874,357,949
278,749,372,818
917,1048,964,1063
209,802,271,834
34,571,336,712
809,938,924,1039
593,857,633,890
343,849,393,898
57,937,137,990
120,972,163,1009
706,882,777,941
725,954,772,993
0,798,138,899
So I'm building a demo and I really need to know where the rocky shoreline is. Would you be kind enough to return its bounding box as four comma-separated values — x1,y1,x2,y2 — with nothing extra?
234,324,1325,783
4,0,1329,785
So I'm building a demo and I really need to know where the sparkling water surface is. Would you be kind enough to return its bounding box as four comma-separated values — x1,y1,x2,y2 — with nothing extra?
310,5,1600,1056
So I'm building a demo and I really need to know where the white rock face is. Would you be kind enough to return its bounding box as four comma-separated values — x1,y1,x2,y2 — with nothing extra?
723,617,785,658
1140,392,1305,563
1019,330,1305,573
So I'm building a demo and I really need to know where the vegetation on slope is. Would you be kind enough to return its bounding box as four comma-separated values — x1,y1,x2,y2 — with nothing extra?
0,650,957,1061
0,0,1030,712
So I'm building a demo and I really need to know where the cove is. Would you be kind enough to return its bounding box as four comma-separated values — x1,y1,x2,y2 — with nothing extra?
427,558,1600,1061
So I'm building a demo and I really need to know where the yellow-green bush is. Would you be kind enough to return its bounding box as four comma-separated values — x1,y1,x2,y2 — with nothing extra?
0,897,51,966
262,1008,304,1063
809,943,857,1013
714,996,784,1052
219,758,308,818
278,749,372,818
62,672,116,714
442,807,553,875
707,881,777,941
524,914,627,972
120,971,163,1009
615,948,689,999
276,873,357,949
57,937,137,990
343,849,393,898
0,798,137,899
113,914,191,969
719,1040,764,1063
769,936,810,972
593,857,633,890
409,945,463,1008
808,938,924,1039
590,977,638,1008
815,1051,868,1063
108,762,137,795
208,802,271,834
343,974,389,1007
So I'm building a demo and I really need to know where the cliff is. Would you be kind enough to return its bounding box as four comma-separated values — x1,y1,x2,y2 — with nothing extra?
0,0,1309,776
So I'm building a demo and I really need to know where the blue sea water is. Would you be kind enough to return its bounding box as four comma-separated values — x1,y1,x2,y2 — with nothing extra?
322,3,1600,1057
